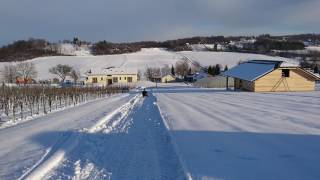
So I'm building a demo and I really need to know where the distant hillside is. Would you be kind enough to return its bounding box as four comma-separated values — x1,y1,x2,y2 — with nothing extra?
91,35,311,55
0,39,64,62
1,34,319,62
0,48,298,81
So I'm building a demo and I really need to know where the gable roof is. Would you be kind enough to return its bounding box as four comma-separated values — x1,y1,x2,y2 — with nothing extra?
296,68,320,80
87,67,138,75
222,60,280,81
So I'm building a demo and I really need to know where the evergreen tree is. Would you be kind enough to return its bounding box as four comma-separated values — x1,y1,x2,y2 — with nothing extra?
314,65,319,74
214,64,221,75
224,65,228,71
171,65,175,76
208,66,212,75
211,66,216,75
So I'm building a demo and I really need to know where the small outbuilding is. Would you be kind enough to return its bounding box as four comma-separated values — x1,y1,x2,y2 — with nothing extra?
194,75,234,88
161,74,176,83
223,60,320,92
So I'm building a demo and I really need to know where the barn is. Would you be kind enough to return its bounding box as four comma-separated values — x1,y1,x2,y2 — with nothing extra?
223,60,319,92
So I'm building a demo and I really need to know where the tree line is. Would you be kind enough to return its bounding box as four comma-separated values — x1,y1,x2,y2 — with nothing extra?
0,38,63,62
207,64,228,76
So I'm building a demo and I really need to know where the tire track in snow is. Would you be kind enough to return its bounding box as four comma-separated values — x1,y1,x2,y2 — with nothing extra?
40,93,187,180
22,95,141,180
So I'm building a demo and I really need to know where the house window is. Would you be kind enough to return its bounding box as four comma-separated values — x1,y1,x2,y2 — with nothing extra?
101,77,103,80
86,77,88,80
282,69,290,77
92,77,98,83
113,77,118,83
119,77,121,80
124,77,127,80
127,77,132,83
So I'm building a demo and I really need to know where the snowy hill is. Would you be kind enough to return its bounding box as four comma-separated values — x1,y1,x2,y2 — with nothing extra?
0,48,298,81
58,43,92,56
1,85,319,179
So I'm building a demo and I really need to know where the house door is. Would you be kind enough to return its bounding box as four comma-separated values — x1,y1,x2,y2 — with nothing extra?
107,79,112,85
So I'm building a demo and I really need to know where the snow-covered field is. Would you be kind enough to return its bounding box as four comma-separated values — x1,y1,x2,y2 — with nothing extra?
0,84,319,180
306,46,320,52
154,85,320,180
0,94,134,179
0,48,297,81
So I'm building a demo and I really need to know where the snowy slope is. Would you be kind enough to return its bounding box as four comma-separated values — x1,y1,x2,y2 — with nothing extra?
154,86,320,180
178,51,296,68
0,94,134,179
0,91,187,180
1,84,320,180
41,94,186,180
58,43,92,56
306,46,320,52
0,48,298,81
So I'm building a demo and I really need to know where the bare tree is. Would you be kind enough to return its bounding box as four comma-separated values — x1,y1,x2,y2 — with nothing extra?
161,65,171,76
191,61,201,72
137,70,142,80
144,67,161,81
144,67,153,80
175,60,189,77
1,64,18,83
17,62,37,82
70,69,80,84
49,64,72,82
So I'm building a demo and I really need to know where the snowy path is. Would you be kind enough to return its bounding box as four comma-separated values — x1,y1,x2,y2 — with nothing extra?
0,94,135,180
2,85,320,180
41,94,186,180
154,87,320,180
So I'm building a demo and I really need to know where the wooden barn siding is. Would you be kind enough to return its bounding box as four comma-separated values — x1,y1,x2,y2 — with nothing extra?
254,69,315,92
235,79,254,91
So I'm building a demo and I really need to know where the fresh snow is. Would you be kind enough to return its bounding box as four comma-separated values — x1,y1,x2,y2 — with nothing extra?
0,83,319,180
42,93,186,180
58,43,92,56
0,94,134,179
0,48,298,81
154,85,320,180
306,46,320,52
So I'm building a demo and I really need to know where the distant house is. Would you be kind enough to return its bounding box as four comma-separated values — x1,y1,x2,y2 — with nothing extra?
85,68,138,86
223,60,320,92
194,76,234,88
16,77,36,84
184,72,209,82
151,74,176,83
161,74,175,83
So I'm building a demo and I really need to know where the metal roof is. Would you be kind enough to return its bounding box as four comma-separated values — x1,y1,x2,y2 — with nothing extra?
222,60,279,81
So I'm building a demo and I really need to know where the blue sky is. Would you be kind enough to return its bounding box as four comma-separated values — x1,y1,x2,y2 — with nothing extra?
0,0,319,45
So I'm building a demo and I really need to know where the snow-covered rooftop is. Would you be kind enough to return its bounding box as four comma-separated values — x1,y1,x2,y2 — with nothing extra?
223,60,281,81
88,67,138,75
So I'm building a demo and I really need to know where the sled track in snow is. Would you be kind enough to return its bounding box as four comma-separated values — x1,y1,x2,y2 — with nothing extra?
21,95,140,180
23,93,187,180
